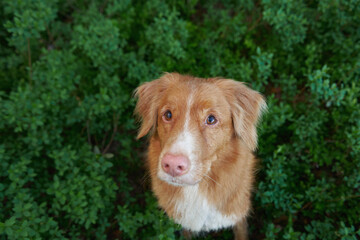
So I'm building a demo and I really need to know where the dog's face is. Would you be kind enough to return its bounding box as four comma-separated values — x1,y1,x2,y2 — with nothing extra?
135,73,265,186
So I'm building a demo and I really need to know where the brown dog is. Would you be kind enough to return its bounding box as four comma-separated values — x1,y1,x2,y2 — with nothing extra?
134,73,266,239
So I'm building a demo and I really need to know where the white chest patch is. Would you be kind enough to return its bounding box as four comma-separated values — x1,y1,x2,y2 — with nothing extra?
174,185,238,232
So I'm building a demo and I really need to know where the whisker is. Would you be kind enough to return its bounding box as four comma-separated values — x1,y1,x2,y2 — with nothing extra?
202,173,221,187
141,169,158,185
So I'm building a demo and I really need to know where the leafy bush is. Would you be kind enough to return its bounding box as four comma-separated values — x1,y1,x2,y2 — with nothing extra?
0,0,359,239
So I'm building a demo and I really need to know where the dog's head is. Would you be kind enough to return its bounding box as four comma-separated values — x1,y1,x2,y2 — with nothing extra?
135,73,266,186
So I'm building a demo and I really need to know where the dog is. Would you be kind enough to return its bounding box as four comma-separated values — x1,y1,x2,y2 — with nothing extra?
134,73,266,240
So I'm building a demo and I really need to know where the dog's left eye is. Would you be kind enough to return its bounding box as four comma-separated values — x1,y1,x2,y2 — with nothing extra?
163,110,172,121
206,115,217,125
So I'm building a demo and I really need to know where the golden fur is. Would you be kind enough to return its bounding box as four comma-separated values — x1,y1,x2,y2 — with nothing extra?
134,73,266,239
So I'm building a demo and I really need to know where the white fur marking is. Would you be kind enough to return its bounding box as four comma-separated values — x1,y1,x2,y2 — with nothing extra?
158,92,199,185
174,185,238,231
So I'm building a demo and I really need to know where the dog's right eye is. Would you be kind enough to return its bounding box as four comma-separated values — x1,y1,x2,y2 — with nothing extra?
206,115,218,125
163,110,172,121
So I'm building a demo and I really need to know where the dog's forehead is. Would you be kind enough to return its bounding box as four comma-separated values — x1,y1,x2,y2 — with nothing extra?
162,83,192,106
165,80,224,103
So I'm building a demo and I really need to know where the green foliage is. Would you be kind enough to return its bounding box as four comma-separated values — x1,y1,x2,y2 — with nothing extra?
0,0,359,239
4,0,58,50
117,193,181,239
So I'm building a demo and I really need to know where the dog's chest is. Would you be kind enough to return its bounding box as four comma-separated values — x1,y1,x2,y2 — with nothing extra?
173,185,237,232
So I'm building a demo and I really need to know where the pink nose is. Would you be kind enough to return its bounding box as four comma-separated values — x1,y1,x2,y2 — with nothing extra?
161,154,190,177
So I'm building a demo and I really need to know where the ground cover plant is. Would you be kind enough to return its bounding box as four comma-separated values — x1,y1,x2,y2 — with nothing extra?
0,0,359,239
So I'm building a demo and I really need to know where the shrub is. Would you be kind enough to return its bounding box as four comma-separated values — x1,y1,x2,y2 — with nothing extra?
0,0,359,239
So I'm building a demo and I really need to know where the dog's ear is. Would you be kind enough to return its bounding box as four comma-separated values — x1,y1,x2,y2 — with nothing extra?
134,80,161,139
216,79,266,151
134,73,176,139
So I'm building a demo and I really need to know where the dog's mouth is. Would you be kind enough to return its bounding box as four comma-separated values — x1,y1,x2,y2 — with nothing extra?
157,169,203,187
163,176,201,187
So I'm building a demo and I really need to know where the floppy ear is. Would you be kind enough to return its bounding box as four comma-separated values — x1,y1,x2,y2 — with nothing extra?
216,79,266,151
134,73,176,139
134,80,161,139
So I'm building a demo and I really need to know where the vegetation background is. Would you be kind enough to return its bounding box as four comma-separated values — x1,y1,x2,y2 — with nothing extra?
0,0,359,239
